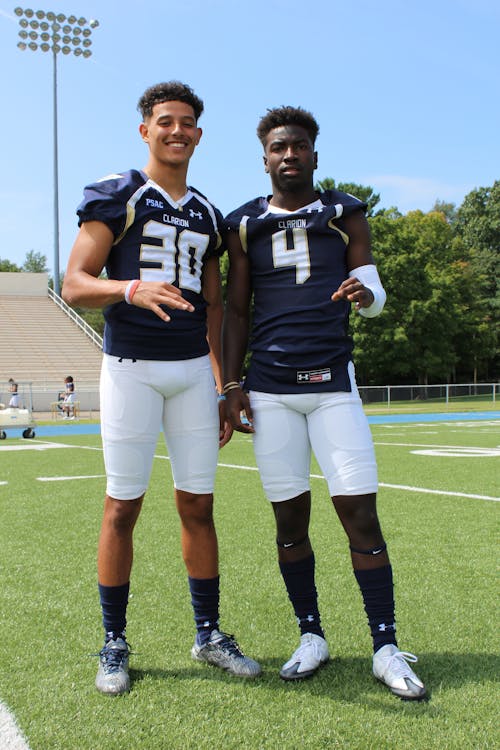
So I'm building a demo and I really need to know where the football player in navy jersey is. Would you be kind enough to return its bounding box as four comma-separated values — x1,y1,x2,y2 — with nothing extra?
62,81,260,695
222,106,425,700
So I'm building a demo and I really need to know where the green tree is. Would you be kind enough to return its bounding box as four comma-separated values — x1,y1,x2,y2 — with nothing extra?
352,210,467,385
452,181,500,380
78,309,105,337
432,200,458,225
22,251,48,273
0,258,21,272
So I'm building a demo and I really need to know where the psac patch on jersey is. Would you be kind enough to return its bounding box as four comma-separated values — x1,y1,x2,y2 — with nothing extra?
296,368,332,384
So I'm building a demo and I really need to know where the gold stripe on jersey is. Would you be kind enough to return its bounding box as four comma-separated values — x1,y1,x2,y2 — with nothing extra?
113,183,151,245
239,215,249,253
327,218,349,246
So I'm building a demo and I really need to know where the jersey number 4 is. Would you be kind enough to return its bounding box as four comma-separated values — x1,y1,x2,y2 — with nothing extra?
272,227,311,284
139,220,210,293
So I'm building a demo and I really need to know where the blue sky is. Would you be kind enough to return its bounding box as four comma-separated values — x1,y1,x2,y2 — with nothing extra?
0,0,498,275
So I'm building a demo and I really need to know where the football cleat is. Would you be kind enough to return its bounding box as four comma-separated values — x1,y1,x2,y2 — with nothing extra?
191,629,261,678
95,637,130,695
373,643,426,700
280,633,329,681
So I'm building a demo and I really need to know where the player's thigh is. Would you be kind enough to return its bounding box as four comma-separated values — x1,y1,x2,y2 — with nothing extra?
249,391,311,502
162,356,219,494
308,390,377,497
100,354,163,500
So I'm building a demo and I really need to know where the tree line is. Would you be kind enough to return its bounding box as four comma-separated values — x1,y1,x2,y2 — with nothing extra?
2,181,498,385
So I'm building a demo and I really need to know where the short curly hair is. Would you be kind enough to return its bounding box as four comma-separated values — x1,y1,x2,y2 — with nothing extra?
137,81,204,121
257,106,319,146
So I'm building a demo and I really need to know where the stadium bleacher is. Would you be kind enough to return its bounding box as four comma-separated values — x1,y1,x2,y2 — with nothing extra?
0,272,102,413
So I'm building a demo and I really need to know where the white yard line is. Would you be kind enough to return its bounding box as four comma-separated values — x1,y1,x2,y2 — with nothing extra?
0,702,31,750
37,475,105,482
215,462,500,502
5,442,495,504
374,440,500,450
378,482,499,502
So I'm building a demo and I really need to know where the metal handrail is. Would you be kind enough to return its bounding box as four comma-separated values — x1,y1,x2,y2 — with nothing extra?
48,286,103,349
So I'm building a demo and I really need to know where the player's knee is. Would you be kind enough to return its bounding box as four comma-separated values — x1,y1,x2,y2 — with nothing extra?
176,491,214,526
352,507,380,536
334,494,381,537
273,493,310,539
104,495,143,534
275,512,309,541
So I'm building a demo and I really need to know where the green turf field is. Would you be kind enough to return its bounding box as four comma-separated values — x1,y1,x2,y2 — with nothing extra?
0,416,498,749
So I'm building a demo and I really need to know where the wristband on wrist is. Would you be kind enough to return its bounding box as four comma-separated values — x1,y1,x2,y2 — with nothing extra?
348,264,386,318
223,381,240,389
217,393,226,402
124,279,141,305
223,381,241,395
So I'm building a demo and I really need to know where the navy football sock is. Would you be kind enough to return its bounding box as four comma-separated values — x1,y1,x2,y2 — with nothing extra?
98,581,129,641
354,565,397,652
188,576,220,646
279,554,324,638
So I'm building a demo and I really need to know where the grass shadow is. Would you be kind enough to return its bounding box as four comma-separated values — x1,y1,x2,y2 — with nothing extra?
126,650,498,711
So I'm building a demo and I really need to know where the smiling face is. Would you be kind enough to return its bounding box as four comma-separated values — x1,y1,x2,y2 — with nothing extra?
139,100,202,170
263,124,317,196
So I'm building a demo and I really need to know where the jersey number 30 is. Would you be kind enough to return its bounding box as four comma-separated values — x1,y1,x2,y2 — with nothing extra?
139,220,210,293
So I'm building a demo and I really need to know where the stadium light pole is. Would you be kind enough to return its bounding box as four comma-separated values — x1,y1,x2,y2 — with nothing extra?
14,7,99,296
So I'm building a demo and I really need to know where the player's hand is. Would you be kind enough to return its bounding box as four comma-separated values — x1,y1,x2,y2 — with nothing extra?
331,277,374,311
219,401,233,448
130,281,195,321
225,388,254,434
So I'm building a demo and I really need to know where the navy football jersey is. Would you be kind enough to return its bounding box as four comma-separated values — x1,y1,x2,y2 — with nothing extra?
225,190,367,393
77,169,224,360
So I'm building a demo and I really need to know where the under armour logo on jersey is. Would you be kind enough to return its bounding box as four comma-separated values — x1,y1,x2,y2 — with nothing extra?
297,368,331,384
189,209,203,219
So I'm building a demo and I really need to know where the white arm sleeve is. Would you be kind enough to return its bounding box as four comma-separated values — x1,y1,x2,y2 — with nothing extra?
348,264,386,318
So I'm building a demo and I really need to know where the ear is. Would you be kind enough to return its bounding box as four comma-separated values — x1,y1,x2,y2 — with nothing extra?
195,127,203,146
313,151,318,169
139,122,149,143
263,155,269,173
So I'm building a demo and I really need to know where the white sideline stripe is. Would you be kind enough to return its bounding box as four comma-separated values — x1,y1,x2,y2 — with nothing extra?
218,461,258,471
28,447,498,502
37,475,105,482
216,461,499,502
0,702,31,750
374,440,500,450
378,482,499,502
0,442,74,452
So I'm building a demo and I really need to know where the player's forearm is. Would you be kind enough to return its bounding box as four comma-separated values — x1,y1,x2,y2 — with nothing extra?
222,309,250,385
62,272,129,309
206,301,224,392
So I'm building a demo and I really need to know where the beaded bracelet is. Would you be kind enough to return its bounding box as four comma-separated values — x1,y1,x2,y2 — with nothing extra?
223,382,241,395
